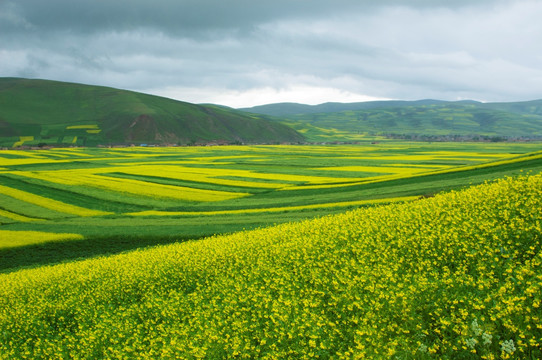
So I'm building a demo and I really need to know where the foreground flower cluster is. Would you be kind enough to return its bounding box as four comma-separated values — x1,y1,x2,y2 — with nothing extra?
0,174,541,359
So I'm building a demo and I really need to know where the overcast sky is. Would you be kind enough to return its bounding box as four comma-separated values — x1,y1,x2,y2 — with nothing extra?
1,0,541,108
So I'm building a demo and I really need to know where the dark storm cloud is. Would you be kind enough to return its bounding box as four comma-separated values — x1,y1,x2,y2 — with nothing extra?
1,0,496,35
1,0,541,107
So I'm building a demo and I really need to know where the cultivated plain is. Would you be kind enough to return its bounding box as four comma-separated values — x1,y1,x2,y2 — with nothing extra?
1,142,541,271
0,143,541,358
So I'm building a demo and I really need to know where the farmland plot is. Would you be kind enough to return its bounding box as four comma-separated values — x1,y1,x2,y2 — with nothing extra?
1,142,541,271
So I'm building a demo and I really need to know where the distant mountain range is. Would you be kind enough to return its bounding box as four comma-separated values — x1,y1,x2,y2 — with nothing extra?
0,78,303,148
240,99,542,141
239,99,458,117
239,99,542,117
2,77,541,148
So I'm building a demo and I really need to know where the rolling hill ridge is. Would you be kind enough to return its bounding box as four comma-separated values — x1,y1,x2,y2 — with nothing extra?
240,99,542,141
0,78,304,148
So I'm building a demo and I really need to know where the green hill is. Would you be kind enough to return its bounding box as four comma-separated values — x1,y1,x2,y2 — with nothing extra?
1,173,540,358
239,99,446,117
241,100,542,141
0,78,304,147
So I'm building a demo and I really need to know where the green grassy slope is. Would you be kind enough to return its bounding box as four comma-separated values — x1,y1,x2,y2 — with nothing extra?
0,173,540,358
241,100,542,141
483,99,542,116
0,78,304,147
239,99,446,116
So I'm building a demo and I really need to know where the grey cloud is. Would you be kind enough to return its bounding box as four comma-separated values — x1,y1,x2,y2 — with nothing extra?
1,0,540,106
1,0,357,36
3,0,501,36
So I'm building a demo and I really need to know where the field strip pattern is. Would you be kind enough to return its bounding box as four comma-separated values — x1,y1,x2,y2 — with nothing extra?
126,196,419,216
7,170,250,202
0,230,84,249
281,152,542,191
0,144,541,238
0,184,111,217
0,209,41,222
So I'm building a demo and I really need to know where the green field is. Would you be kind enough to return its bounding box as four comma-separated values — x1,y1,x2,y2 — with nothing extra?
1,142,542,273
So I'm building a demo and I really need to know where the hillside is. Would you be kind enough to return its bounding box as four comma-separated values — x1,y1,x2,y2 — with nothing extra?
240,99,542,141
1,173,540,358
0,78,304,147
239,99,448,117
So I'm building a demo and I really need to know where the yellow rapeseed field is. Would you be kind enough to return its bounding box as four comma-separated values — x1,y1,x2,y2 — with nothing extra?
0,209,40,222
314,165,430,175
0,173,540,359
112,165,292,189
283,152,542,191
127,196,418,217
0,184,111,217
65,125,100,130
0,230,84,249
12,136,34,148
0,158,69,167
9,170,248,202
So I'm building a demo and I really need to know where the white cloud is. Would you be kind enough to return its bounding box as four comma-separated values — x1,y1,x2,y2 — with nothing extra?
146,85,387,108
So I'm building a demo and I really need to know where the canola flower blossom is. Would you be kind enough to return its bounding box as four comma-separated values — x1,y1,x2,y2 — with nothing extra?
0,174,541,359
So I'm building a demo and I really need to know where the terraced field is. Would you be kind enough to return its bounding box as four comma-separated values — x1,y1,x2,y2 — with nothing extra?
1,142,542,272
